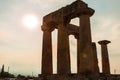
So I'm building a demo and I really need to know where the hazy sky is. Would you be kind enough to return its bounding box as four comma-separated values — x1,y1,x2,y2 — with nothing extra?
0,0,120,76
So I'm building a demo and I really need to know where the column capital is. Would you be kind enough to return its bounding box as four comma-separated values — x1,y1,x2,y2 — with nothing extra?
41,28,53,74
98,40,111,45
41,24,55,32
79,8,95,17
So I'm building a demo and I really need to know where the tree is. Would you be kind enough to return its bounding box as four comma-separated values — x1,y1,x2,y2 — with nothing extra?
0,64,4,77
0,65,15,78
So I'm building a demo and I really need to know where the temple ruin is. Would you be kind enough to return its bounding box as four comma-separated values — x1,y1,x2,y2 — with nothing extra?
38,0,112,80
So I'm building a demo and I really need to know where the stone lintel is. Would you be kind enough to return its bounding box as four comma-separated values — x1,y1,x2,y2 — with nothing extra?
66,24,79,35
43,1,94,26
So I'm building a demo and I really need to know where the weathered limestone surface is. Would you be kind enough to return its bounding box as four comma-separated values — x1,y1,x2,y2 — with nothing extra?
41,25,54,74
40,0,112,79
57,25,71,74
38,74,93,80
98,40,111,74
92,42,99,73
66,24,79,35
77,10,94,73
36,74,120,80
57,24,79,74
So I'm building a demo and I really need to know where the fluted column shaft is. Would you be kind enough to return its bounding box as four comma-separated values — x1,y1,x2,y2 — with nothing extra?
57,25,71,74
92,42,99,73
77,8,95,73
98,40,111,74
41,25,54,75
101,45,110,74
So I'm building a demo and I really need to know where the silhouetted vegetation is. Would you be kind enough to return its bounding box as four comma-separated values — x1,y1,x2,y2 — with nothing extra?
17,74,26,78
0,72,15,78
0,64,15,78
0,65,35,79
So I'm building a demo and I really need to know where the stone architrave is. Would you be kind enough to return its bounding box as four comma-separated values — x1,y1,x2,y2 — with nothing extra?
57,24,71,74
98,40,111,74
41,25,54,75
92,42,100,73
77,8,95,73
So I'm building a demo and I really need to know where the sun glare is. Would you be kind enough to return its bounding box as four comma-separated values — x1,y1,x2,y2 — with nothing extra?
22,14,39,29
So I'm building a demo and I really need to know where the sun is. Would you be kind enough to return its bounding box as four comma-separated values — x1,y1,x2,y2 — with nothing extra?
22,14,39,29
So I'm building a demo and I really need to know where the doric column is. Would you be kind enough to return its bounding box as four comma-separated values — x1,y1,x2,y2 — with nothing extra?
92,42,99,73
77,8,95,73
57,25,71,74
98,40,111,74
41,25,54,75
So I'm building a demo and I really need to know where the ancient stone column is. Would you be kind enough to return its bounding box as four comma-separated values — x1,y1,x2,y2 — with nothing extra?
57,25,71,74
98,40,111,74
92,42,99,73
77,8,95,73
41,25,54,75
